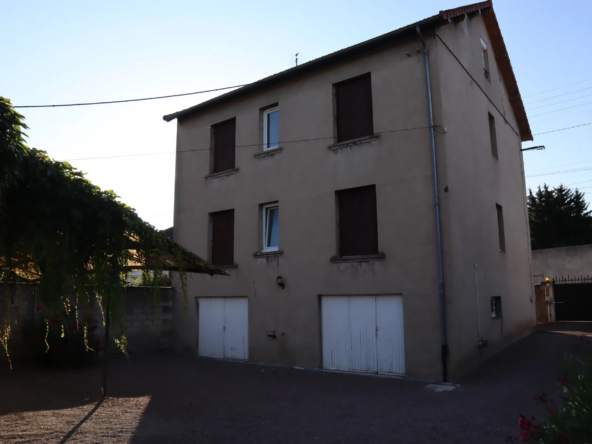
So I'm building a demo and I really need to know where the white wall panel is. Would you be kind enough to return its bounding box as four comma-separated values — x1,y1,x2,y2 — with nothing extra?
348,296,378,373
376,296,405,375
198,298,225,358
223,298,249,360
322,295,405,375
321,296,351,371
198,297,248,360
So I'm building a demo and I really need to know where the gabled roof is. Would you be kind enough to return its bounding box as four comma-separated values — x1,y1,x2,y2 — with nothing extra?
164,1,532,142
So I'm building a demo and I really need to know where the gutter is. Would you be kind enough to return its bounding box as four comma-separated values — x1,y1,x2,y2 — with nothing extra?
416,25,449,382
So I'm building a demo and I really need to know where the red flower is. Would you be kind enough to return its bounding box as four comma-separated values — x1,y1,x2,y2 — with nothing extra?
550,408,556,415
558,374,568,386
519,431,528,442
36,304,42,312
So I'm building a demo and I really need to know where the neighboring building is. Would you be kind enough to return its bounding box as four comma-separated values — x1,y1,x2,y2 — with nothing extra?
164,1,535,382
532,245,592,323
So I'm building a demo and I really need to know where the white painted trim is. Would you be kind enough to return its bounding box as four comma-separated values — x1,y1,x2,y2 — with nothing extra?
262,203,279,252
480,37,487,51
263,107,279,151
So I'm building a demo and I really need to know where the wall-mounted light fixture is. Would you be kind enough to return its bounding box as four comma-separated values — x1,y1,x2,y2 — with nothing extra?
276,276,285,289
266,330,277,339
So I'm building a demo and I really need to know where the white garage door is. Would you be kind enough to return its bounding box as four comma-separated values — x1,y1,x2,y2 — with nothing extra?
321,295,404,375
198,297,248,360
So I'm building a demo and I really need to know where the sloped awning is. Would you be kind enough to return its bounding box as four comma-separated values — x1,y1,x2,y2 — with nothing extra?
124,242,228,276
1,237,228,282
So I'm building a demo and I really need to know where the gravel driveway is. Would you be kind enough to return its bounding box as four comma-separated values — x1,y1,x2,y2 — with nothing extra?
1,323,590,443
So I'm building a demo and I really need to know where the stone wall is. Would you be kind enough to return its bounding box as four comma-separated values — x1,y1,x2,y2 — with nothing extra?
117,287,174,352
0,284,175,363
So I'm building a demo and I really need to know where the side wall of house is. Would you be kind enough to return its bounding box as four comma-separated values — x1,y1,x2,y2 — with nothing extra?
172,35,448,380
432,15,535,380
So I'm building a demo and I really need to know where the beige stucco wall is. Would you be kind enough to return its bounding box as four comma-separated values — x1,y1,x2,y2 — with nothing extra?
433,17,535,379
171,16,534,381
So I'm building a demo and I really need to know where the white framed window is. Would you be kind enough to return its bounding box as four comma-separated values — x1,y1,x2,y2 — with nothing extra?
263,107,279,150
262,203,279,251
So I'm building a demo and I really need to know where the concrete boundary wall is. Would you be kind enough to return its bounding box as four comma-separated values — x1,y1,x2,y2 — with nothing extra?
532,244,592,283
0,284,175,363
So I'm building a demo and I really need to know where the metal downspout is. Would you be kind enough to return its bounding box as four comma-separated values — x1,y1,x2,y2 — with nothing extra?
416,25,449,382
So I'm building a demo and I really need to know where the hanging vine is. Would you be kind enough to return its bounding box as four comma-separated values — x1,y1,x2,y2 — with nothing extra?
0,97,224,365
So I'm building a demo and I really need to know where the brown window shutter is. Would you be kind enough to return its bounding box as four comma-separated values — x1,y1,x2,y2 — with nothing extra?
335,73,373,143
496,204,505,252
211,209,234,266
337,185,378,256
213,118,236,173
488,113,498,159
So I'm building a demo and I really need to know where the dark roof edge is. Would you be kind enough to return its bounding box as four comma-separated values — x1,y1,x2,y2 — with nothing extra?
163,14,443,123
481,7,532,141
163,1,532,143
440,1,531,141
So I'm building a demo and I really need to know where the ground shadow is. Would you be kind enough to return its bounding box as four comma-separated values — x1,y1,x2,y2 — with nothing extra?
59,398,104,443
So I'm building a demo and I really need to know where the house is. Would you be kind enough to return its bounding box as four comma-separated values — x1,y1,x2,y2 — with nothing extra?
164,0,535,382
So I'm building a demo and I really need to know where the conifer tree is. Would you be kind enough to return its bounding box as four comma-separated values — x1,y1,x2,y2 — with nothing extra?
528,184,592,249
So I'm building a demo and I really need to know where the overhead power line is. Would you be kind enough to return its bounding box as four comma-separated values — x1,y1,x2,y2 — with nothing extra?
567,179,592,186
530,107,592,125
63,125,435,162
527,92,592,111
527,165,592,178
12,75,592,113
528,158,592,173
523,77,592,98
61,121,590,162
530,101,592,118
13,85,249,108
533,121,592,136
525,86,592,105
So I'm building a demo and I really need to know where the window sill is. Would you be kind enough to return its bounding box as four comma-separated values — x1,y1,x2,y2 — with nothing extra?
328,134,380,151
253,250,283,258
214,264,238,270
254,147,283,159
205,168,239,180
330,253,385,263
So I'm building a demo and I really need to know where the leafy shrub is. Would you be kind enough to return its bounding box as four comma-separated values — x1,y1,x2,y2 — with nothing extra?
508,337,592,443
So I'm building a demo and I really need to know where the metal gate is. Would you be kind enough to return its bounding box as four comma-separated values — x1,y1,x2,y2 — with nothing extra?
553,276,592,321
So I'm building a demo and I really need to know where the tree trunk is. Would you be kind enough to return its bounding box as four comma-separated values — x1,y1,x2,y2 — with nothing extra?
101,303,110,399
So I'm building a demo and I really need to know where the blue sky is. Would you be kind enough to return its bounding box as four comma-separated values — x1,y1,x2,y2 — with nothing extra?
4,0,592,229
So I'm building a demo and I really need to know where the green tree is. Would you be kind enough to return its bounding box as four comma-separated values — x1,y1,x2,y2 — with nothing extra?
528,184,592,250
0,97,224,396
